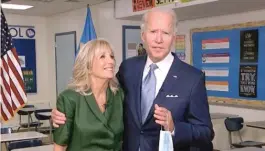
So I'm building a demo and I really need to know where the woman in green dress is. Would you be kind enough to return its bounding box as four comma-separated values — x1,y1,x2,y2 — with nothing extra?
53,39,124,151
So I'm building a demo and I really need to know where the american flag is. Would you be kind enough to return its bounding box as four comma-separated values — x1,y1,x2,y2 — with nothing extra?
1,9,27,121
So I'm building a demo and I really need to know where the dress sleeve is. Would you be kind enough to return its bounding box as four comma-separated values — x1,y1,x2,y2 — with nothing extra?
53,92,76,145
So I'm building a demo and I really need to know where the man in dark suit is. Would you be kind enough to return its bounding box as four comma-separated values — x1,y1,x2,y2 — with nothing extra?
51,8,214,151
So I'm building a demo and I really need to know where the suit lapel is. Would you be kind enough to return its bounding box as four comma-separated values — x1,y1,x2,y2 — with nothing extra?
84,93,109,129
144,54,182,124
133,56,146,126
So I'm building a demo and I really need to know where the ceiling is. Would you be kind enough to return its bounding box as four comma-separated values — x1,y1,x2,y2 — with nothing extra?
3,0,265,21
2,0,111,16
119,0,265,21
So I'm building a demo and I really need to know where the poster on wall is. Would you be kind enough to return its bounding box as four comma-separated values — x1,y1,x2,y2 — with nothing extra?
175,35,186,61
9,25,37,93
240,29,258,63
133,0,154,12
239,65,257,98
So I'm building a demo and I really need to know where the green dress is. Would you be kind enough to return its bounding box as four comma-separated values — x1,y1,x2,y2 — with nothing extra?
53,88,124,151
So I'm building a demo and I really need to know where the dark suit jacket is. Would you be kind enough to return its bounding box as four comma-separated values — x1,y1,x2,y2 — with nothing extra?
117,52,214,151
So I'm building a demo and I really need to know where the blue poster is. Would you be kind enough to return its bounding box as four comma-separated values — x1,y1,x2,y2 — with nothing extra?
9,25,37,93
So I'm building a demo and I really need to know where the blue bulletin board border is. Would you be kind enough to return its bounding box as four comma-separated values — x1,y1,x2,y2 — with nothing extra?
190,20,265,110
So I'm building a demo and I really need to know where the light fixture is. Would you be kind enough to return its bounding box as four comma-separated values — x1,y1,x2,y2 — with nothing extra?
1,4,33,10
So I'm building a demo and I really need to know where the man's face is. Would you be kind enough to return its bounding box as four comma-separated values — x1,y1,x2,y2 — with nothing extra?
141,11,175,63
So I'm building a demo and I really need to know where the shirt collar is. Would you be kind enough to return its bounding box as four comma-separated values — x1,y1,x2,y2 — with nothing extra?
144,52,174,72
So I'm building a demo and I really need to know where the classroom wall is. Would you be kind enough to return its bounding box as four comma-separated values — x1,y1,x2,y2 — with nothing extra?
4,14,51,104
46,1,141,107
4,2,265,149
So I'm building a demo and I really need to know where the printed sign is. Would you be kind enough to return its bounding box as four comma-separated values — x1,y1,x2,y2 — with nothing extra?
133,0,154,12
240,29,258,63
239,65,257,98
155,0,175,6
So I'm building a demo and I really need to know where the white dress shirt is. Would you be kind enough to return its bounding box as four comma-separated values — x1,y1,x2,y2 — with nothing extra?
142,52,174,96
142,52,175,134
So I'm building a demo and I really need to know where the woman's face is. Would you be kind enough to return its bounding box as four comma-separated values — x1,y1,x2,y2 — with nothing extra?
90,48,115,80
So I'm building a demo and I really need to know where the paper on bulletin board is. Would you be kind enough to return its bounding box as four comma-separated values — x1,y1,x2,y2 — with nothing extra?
206,81,229,92
175,35,186,61
202,67,229,77
202,38,230,50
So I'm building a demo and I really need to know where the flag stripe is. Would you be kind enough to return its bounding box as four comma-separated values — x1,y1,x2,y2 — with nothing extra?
8,60,27,104
1,88,13,118
7,50,25,91
1,106,9,121
1,68,13,116
9,49,24,78
10,79,24,107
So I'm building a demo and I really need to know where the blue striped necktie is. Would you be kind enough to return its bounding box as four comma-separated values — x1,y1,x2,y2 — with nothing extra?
141,63,158,123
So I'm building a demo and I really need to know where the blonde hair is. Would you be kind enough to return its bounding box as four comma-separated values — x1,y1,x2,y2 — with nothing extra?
68,39,119,95
141,8,178,33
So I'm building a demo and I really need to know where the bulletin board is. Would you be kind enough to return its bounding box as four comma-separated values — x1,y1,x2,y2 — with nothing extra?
9,25,37,93
190,21,265,109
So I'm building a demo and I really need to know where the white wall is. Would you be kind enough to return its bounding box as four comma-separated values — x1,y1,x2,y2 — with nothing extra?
46,1,141,107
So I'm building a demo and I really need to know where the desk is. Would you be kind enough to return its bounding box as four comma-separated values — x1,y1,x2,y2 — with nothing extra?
210,113,238,119
246,121,265,130
13,144,53,151
37,112,51,117
1,131,47,143
222,147,265,151
19,108,36,112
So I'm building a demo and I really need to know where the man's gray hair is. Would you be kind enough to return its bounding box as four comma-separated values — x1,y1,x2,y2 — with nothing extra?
140,8,178,34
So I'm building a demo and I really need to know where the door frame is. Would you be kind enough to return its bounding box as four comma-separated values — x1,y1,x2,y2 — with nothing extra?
54,31,76,97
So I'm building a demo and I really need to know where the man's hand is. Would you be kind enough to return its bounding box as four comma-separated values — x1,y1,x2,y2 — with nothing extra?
51,109,66,127
154,104,174,132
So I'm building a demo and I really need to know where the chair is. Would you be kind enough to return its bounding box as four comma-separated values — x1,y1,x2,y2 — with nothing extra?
224,117,265,149
34,109,52,131
17,105,42,131
7,139,42,151
1,127,12,134
34,108,54,142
